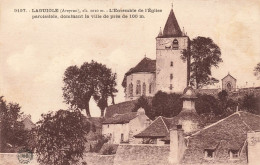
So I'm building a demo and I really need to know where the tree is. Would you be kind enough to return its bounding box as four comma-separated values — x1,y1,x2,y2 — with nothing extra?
254,63,260,79
62,60,118,117
241,94,260,115
94,71,118,117
195,94,220,115
151,91,182,119
0,96,28,152
182,36,223,89
36,110,90,165
217,90,237,115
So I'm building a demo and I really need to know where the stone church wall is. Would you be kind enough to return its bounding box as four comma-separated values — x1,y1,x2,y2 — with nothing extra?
125,73,155,101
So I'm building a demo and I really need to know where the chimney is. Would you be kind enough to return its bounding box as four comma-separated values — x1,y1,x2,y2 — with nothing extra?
169,125,186,164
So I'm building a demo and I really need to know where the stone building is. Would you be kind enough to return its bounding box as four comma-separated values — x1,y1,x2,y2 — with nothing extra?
122,8,189,101
102,108,151,144
222,73,237,92
19,114,36,131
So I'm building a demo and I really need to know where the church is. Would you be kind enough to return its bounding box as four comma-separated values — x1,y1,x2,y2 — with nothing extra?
99,7,260,165
122,8,189,101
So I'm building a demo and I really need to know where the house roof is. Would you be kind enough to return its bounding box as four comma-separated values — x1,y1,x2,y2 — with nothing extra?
160,9,183,38
22,117,35,126
134,116,175,138
182,111,260,164
103,112,138,124
105,100,137,118
221,73,237,81
114,144,171,165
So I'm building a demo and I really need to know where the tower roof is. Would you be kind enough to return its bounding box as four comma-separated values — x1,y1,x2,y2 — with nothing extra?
161,9,182,38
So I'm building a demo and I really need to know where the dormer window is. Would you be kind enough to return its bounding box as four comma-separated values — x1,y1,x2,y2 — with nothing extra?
229,149,239,159
204,149,215,159
172,39,179,50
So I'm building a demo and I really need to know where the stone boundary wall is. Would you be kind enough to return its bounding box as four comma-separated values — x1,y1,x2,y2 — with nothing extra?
0,153,38,165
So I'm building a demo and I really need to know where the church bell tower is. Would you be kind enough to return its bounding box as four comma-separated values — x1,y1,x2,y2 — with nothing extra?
155,7,189,94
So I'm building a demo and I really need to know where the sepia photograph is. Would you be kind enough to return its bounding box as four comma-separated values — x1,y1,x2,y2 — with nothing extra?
0,0,260,164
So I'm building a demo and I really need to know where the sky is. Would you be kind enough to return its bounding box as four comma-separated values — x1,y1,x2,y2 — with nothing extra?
0,0,260,122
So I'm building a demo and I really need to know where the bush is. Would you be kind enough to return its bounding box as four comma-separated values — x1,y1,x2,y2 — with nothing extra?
100,144,118,155
152,91,182,118
142,138,155,144
196,94,220,115
133,96,153,119
90,135,108,153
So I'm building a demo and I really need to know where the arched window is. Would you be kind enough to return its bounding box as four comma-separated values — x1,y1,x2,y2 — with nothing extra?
226,82,232,91
136,80,141,95
149,83,152,94
170,61,173,67
142,83,146,96
129,83,133,97
172,39,179,50
170,74,173,80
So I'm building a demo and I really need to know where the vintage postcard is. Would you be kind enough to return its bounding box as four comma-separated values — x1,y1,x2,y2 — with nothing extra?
0,0,260,164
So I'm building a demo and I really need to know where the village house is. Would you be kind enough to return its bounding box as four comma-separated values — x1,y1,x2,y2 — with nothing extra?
102,108,151,144
19,115,36,131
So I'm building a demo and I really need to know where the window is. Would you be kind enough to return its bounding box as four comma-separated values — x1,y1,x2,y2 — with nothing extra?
107,125,109,128
170,84,173,90
149,83,152,94
129,83,133,97
136,80,141,95
204,149,215,159
142,82,146,96
170,74,173,80
172,39,179,49
170,61,173,67
229,150,239,159
121,133,124,142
